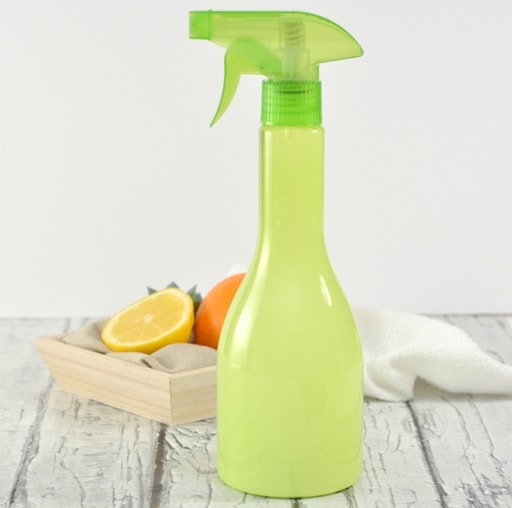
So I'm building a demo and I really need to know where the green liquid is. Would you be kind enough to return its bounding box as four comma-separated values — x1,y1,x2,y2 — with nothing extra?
217,126,363,498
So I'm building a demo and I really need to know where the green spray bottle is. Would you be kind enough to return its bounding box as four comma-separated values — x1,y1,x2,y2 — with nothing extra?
190,11,364,498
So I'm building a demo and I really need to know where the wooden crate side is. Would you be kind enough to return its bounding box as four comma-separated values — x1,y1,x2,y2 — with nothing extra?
34,336,174,425
169,366,217,425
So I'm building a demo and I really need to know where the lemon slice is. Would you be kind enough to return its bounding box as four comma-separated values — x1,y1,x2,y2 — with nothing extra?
101,288,194,353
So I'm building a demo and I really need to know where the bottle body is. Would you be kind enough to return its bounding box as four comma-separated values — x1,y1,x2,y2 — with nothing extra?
217,125,363,498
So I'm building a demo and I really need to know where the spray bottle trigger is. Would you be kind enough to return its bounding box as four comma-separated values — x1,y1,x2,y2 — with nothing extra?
210,40,281,126
210,48,247,126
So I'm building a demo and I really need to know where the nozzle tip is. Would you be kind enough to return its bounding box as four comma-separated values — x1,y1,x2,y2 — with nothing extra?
189,11,211,40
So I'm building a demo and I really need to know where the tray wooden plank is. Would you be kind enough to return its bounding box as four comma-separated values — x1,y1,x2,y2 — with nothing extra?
169,367,217,425
34,335,216,426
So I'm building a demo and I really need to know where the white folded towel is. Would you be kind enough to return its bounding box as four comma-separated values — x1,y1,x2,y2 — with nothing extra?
354,306,512,401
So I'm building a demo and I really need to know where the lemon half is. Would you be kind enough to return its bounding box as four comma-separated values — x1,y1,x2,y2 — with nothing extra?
101,288,194,353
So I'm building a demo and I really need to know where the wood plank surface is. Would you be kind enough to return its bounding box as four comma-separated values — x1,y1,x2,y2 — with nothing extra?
22,388,160,506
2,318,161,507
152,420,293,507
409,316,512,508
0,318,67,507
1,315,511,507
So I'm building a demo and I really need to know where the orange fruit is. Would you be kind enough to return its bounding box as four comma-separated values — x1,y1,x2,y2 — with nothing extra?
193,273,245,349
101,288,194,353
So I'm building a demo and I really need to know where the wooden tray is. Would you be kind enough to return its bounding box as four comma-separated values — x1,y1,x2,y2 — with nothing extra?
34,335,217,426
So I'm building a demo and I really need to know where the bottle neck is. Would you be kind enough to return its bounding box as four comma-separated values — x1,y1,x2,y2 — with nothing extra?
257,125,326,262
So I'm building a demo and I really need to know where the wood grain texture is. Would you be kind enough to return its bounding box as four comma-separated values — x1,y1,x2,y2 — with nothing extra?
151,420,293,507
0,318,68,508
34,335,217,426
35,335,175,425
1,315,511,507
409,316,512,508
168,367,216,426
21,389,160,507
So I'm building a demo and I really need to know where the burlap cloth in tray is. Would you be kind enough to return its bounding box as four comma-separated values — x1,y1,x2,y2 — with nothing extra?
61,319,217,374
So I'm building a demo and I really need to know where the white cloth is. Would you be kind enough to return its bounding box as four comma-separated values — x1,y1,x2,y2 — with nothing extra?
354,306,512,401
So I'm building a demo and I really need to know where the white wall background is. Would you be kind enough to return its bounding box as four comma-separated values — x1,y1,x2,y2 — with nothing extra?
1,0,511,317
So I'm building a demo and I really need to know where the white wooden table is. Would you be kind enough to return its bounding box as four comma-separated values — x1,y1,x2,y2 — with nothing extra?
1,315,511,507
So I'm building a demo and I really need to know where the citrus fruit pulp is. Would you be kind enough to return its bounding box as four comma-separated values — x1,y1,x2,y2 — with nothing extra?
101,288,194,354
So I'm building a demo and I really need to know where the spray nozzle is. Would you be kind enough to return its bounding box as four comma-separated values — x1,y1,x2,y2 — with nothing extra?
189,11,363,126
